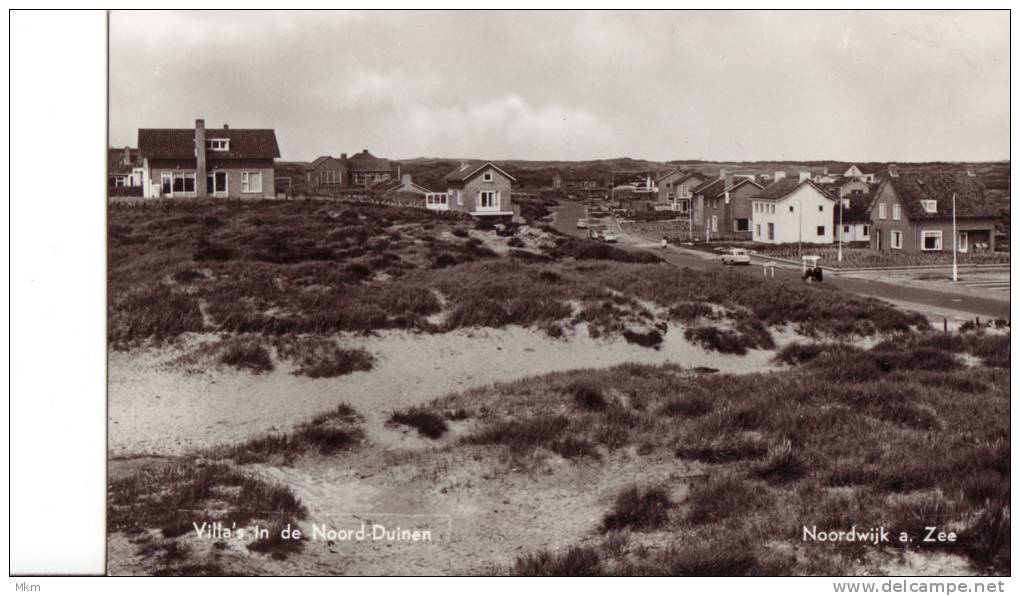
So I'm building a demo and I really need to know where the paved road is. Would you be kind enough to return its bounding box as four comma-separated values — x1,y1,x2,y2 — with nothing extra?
553,203,1010,320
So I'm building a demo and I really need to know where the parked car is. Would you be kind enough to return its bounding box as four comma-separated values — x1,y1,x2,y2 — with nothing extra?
601,230,618,243
576,219,588,229
720,248,751,265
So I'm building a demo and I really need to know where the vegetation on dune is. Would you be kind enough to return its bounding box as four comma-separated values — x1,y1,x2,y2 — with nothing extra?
389,407,449,439
434,332,1009,575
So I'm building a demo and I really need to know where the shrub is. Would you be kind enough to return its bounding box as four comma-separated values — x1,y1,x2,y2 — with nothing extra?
661,395,713,418
622,328,664,348
389,408,449,439
600,485,672,533
684,326,750,355
512,546,602,576
276,337,374,378
218,340,273,374
566,382,608,411
774,342,855,366
464,415,569,449
686,474,767,525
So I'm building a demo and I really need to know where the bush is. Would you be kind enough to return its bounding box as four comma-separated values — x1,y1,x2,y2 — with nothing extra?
600,485,672,532
684,326,751,355
566,382,608,411
623,328,664,348
755,440,806,483
389,408,449,439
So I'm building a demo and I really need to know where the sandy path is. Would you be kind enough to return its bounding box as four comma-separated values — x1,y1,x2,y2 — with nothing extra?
109,326,786,457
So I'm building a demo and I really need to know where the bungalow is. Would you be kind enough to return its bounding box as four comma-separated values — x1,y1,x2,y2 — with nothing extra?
869,170,998,253
427,160,515,217
347,149,394,188
750,172,836,244
139,119,279,199
655,170,706,213
108,146,143,188
694,172,764,239
305,155,348,190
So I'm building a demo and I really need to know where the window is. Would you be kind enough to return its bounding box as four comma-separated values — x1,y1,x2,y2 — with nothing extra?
879,203,887,219
207,171,227,195
711,216,718,232
844,225,850,234
755,224,761,237
319,170,340,185
478,190,498,210
892,204,901,220
921,230,943,251
482,171,494,182
735,219,749,232
921,200,937,213
816,226,825,236
789,205,794,213
426,193,448,206
205,139,229,151
242,172,263,193
891,230,902,249
456,191,463,206
161,173,172,195
818,205,823,212
862,225,869,236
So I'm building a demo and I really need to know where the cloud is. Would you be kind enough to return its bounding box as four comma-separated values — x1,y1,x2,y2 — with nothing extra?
403,95,617,159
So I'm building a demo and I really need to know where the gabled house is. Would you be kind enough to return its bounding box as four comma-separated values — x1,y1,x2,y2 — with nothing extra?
843,164,877,184
655,170,706,213
108,146,143,188
694,172,764,239
833,187,874,243
430,160,515,217
869,170,998,253
373,174,431,196
552,172,609,199
347,149,394,188
749,173,836,244
139,119,280,199
305,155,348,190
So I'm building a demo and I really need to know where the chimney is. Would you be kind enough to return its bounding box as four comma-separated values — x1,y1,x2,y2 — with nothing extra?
123,146,131,166
223,124,229,129
724,172,734,190
402,173,412,185
195,119,207,198
798,171,811,183
719,168,728,181
460,160,468,171
774,171,786,182
340,153,348,161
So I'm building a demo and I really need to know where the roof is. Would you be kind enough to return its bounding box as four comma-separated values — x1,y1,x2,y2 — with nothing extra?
138,128,280,160
347,150,391,172
655,169,683,183
445,160,517,183
753,177,834,201
373,177,433,194
108,147,140,174
834,187,877,224
691,176,762,199
877,172,997,220
306,155,341,170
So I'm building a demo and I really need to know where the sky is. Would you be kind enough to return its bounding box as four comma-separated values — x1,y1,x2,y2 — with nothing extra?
109,10,1009,163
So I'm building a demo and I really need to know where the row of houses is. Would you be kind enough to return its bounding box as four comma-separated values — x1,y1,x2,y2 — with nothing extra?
654,164,999,254
114,118,518,220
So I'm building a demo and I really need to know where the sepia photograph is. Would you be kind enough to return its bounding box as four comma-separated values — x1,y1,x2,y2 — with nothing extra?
17,8,1014,582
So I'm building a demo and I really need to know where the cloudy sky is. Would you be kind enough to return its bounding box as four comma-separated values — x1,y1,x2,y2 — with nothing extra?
109,10,1009,162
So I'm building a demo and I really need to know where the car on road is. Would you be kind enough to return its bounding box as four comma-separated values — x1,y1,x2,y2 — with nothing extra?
601,230,618,243
720,248,751,265
576,219,588,229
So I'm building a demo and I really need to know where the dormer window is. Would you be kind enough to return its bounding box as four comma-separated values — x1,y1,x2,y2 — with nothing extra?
482,171,494,182
921,200,937,214
206,139,229,151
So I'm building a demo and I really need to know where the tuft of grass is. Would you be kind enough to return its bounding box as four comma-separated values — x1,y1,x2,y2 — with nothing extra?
755,439,806,483
463,415,569,449
600,485,672,533
218,339,273,374
390,408,449,439
275,336,374,378
512,546,603,576
686,474,768,525
622,328,664,348
661,395,713,418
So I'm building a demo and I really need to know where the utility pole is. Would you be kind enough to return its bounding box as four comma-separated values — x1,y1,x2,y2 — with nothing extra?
952,192,958,282
798,199,803,257
837,195,844,262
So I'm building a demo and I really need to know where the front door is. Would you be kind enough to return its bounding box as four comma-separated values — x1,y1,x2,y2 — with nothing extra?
207,171,228,196
876,230,882,250
958,232,968,253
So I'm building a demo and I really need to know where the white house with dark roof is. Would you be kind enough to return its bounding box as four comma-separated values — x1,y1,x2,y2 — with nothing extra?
750,174,836,244
431,160,516,218
138,118,280,199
